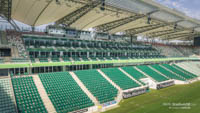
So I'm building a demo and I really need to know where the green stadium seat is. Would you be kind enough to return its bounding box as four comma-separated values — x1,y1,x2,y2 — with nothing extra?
11,58,29,63
97,57,105,61
172,64,198,78
150,64,185,81
24,36,163,62
136,65,169,82
121,67,147,85
82,57,90,61
51,57,60,62
62,56,71,62
12,77,47,113
0,79,17,113
39,58,48,62
90,57,97,61
101,68,141,90
75,69,118,104
72,57,81,61
39,72,94,113
162,64,194,80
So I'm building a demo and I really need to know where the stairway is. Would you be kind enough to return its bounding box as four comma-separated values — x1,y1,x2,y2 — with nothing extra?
69,72,99,105
172,64,196,78
159,65,186,81
97,69,122,91
184,62,200,75
97,69,123,103
118,68,143,86
9,78,18,113
32,75,56,113
134,67,158,83
176,63,199,76
148,66,170,80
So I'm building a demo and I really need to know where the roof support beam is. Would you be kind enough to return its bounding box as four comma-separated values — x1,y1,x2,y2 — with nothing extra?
170,36,192,40
126,23,168,35
0,0,12,21
95,14,145,32
0,15,20,31
151,29,183,37
181,37,194,41
164,33,196,40
147,29,182,38
151,29,183,38
161,32,193,39
56,0,101,26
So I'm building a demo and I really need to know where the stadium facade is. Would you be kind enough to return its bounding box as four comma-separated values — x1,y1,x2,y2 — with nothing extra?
0,0,200,113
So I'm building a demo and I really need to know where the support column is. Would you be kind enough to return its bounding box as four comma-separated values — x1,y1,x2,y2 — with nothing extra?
31,26,35,32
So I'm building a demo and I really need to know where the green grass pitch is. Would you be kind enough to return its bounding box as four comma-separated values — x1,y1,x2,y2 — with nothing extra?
104,81,200,113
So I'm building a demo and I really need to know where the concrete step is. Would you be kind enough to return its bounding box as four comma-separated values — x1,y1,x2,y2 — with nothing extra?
159,65,186,81
97,69,122,91
97,69,123,103
183,62,200,75
134,67,158,83
118,68,143,86
176,63,199,76
9,78,18,113
32,75,56,113
69,72,99,105
148,66,170,80
172,64,196,78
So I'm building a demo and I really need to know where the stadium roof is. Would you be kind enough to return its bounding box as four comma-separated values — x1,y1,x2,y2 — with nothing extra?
11,0,200,40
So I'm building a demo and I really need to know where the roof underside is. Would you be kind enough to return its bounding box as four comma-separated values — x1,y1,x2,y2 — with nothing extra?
11,0,200,41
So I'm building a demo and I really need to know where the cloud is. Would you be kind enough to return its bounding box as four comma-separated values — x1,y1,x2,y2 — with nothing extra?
155,0,200,20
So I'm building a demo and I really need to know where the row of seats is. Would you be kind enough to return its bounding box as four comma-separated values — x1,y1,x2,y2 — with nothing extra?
39,72,94,113
136,65,169,82
172,64,198,78
12,77,47,113
161,64,196,80
4,63,197,113
27,50,163,60
150,64,185,81
101,68,141,90
24,35,163,61
153,45,184,57
121,64,198,83
32,56,89,63
23,36,150,50
121,67,146,85
11,58,29,63
74,70,118,104
0,79,17,113
30,56,165,63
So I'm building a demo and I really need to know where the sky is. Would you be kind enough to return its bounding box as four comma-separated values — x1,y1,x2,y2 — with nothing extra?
155,0,200,20
1,0,200,31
